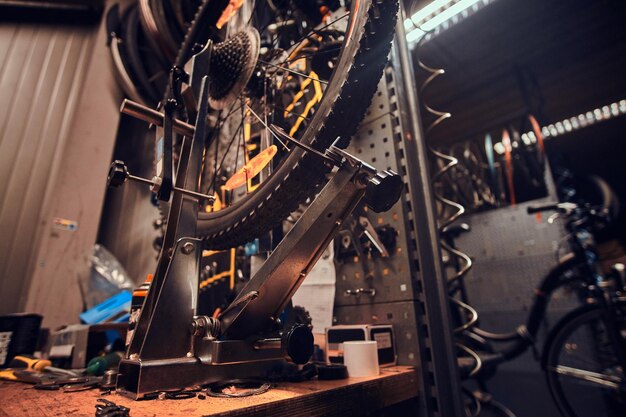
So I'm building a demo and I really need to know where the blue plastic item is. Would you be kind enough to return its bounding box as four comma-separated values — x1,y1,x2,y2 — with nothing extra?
80,291,132,324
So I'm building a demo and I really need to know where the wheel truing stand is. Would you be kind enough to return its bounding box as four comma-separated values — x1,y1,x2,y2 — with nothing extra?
107,43,402,399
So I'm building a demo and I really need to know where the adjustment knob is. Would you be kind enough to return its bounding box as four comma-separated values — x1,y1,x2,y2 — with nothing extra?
364,170,403,213
107,160,129,188
281,324,314,365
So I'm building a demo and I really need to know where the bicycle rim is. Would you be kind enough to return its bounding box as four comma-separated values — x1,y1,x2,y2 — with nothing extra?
181,0,399,250
544,301,626,417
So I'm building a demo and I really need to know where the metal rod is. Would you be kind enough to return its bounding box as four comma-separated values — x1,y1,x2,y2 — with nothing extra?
128,174,155,186
120,99,196,137
127,173,215,203
257,60,329,85
176,187,215,203
269,123,336,164
253,338,281,350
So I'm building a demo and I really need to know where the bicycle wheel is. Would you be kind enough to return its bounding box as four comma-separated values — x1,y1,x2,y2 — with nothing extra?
544,301,626,417
180,0,399,250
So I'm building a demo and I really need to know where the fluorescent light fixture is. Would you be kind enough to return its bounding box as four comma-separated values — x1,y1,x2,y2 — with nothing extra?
407,27,427,43
405,0,487,43
421,0,483,31
407,0,454,29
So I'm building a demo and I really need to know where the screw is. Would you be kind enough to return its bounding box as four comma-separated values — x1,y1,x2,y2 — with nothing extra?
181,242,195,254
186,352,194,358
129,353,139,360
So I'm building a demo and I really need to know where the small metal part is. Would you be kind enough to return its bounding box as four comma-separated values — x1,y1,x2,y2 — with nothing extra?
253,338,281,350
181,242,195,255
107,160,129,188
150,176,162,193
101,370,118,389
364,170,403,213
359,216,390,257
281,324,314,365
106,160,215,204
268,123,338,165
120,99,196,137
267,19,296,34
95,398,130,417
190,316,221,339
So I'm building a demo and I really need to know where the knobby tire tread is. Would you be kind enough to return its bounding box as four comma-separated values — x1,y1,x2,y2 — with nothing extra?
188,0,399,249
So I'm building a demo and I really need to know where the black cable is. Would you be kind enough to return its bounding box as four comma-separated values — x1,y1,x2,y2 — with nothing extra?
204,379,272,398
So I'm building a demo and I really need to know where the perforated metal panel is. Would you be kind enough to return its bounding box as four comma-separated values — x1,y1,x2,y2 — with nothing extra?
454,172,580,373
332,19,465,416
334,301,421,365
333,64,434,369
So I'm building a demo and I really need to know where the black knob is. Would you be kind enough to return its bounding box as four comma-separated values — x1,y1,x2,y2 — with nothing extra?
281,324,314,365
364,170,403,213
107,160,128,188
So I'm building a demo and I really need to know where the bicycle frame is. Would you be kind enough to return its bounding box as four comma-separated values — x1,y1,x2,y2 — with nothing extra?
468,208,625,366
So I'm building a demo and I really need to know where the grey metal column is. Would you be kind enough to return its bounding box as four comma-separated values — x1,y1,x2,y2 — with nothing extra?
392,7,464,417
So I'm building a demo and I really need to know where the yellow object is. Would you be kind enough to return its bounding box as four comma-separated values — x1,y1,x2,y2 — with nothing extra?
216,0,244,29
0,369,17,381
223,145,277,191
284,71,323,137
199,248,237,290
10,355,51,371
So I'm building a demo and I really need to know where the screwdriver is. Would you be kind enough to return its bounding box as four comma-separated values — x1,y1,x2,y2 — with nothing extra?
8,355,51,371
9,355,78,377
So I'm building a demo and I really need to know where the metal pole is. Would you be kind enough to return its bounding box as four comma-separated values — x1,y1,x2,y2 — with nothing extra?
392,6,465,417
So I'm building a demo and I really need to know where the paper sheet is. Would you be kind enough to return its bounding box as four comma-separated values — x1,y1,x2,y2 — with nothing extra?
292,244,336,333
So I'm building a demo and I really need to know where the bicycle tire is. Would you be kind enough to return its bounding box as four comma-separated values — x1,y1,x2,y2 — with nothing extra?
123,5,161,104
543,301,626,417
192,0,399,249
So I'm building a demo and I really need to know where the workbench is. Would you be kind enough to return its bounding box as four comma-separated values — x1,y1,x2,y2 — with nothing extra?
0,366,418,416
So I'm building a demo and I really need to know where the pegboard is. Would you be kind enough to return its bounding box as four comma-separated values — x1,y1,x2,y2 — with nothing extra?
462,253,579,312
457,200,563,262
335,68,422,307
331,61,445,371
456,194,579,312
334,301,422,366
453,171,581,372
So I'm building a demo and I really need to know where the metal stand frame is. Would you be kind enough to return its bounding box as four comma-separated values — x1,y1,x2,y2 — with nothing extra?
114,66,402,397
392,6,465,417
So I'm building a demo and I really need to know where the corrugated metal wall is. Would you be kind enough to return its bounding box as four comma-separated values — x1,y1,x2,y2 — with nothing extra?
0,13,122,327
97,117,159,283
0,22,95,313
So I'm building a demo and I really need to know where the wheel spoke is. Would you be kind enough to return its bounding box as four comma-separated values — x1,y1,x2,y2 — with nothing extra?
258,59,329,85
245,104,289,151
285,12,349,54
273,104,311,122
282,46,342,65
209,120,245,195
550,365,625,392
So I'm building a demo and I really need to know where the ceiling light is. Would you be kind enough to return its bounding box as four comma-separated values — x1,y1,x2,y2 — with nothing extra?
405,0,490,43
